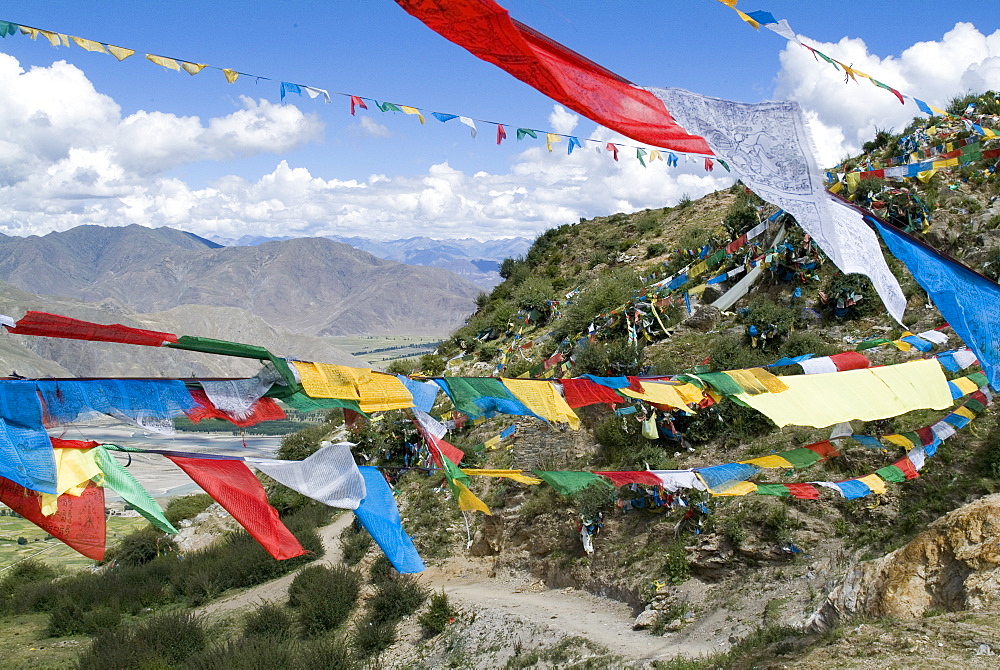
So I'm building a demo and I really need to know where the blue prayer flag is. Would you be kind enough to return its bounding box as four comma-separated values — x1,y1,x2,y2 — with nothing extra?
354,467,424,573
874,218,1000,389
431,112,458,123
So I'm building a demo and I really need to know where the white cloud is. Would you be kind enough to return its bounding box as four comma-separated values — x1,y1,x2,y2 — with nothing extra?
355,116,392,138
0,51,733,241
548,104,579,134
775,22,1000,166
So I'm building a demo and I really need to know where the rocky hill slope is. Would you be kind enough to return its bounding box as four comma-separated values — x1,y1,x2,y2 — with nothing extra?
0,281,364,378
0,225,481,336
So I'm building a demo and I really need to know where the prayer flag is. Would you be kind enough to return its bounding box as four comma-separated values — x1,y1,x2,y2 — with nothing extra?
354,467,424,573
247,442,366,510
165,456,306,560
0,478,105,560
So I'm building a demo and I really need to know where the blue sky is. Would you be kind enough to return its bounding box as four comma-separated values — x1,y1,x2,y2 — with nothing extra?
0,0,998,240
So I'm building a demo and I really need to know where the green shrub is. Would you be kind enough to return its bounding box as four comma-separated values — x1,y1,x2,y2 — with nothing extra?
572,338,642,377
369,554,395,584
364,575,427,625
554,269,643,341
77,611,207,670
0,558,56,613
288,565,361,637
243,601,293,640
186,636,298,670
164,493,214,525
105,526,175,566
418,589,456,636
296,634,360,669
352,619,397,658
47,600,121,637
340,524,373,566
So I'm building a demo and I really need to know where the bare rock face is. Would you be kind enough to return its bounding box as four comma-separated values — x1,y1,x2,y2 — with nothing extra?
681,305,721,332
807,494,1000,631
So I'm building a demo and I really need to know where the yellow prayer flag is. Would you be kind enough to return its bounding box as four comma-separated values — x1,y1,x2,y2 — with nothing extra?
38,30,67,47
146,54,180,71
649,150,662,162
400,106,425,123
41,448,102,516
180,61,208,75
951,376,979,396
845,171,860,193
828,181,844,193
19,26,39,40
222,68,240,83
545,133,562,152
107,45,136,61
501,378,580,429
688,283,708,296
725,368,789,395
933,157,959,169
735,359,952,428
954,406,977,421
689,260,708,277
618,382,689,410
462,469,542,485
917,169,937,183
357,373,414,413
741,454,795,468
712,481,758,496
856,474,886,495
291,361,366,400
455,480,491,514
882,434,915,448
734,9,759,29
70,36,108,53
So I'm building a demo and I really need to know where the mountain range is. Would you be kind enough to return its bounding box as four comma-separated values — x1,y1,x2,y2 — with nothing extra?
209,233,532,288
0,225,482,337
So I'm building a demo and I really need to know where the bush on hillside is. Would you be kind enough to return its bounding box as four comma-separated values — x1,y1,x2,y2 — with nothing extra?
340,523,374,566
418,589,456,637
104,525,175,566
288,565,361,637
573,337,643,377
77,611,207,670
243,601,293,641
363,575,426,625
553,269,643,341
0,559,57,614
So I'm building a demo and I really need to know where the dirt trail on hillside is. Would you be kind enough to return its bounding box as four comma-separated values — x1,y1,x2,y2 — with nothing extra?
197,516,713,663
195,512,353,619
416,560,718,663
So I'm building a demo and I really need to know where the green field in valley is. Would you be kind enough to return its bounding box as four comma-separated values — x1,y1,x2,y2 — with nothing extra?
325,335,441,366
0,515,148,574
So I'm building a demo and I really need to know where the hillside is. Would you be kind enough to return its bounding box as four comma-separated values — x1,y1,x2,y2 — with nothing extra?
351,92,1000,667
0,225,482,337
0,281,364,378
209,233,532,289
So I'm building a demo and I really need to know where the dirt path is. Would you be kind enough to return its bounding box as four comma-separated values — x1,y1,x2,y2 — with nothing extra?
196,515,712,663
195,512,353,619
416,561,718,663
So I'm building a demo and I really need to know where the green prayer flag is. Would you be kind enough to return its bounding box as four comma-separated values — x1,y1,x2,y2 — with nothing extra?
779,448,823,469
516,128,537,140
0,21,17,37
637,148,646,167
717,159,731,172
707,249,727,268
378,101,402,113
967,372,988,387
280,392,364,415
167,336,299,394
754,483,791,497
856,338,891,351
875,464,907,483
964,398,985,414
94,447,178,534
697,372,746,396
532,470,608,496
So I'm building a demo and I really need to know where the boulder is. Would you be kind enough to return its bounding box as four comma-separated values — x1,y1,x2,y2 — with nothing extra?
807,494,1000,631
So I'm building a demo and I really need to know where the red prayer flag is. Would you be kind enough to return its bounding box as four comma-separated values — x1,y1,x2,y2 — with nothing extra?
726,234,748,255
185,389,287,428
593,471,663,487
894,456,920,480
805,441,840,459
424,432,465,468
784,483,820,500
350,95,368,115
165,456,306,560
7,311,177,347
559,378,623,408
50,437,101,450
0,478,105,560
829,351,870,371
393,0,711,154
496,123,507,145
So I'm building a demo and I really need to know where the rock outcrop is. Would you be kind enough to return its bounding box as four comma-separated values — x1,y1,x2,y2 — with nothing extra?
808,494,1000,631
